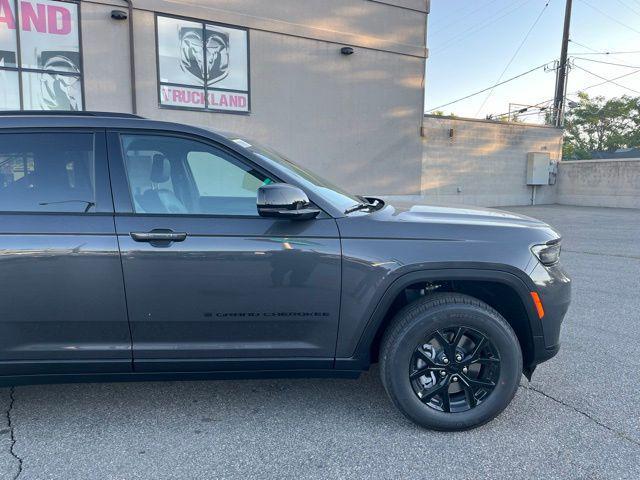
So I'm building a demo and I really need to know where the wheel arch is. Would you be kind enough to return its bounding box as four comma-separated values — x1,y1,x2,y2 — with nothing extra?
345,266,542,377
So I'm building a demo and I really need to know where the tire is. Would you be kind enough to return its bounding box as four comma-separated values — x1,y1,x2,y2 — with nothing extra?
379,292,522,431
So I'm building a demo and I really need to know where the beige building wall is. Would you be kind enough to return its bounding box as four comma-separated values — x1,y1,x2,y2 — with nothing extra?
80,0,429,195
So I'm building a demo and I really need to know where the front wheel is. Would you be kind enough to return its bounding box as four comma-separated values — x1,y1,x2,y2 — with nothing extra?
380,293,522,431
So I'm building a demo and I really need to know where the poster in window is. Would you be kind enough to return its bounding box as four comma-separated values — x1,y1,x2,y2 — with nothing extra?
17,0,80,70
0,0,17,67
21,70,82,110
0,0,82,110
0,69,19,109
157,15,249,112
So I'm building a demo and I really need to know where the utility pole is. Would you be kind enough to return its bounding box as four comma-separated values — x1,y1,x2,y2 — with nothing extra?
553,0,573,127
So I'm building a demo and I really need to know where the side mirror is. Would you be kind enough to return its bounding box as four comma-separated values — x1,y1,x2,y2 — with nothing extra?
257,183,320,220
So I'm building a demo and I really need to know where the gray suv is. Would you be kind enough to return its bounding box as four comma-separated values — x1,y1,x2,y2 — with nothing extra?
0,112,571,430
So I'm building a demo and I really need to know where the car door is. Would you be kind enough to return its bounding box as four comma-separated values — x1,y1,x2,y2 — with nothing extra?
107,131,342,372
0,129,132,376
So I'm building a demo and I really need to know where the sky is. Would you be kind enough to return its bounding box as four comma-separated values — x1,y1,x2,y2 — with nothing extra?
424,0,640,122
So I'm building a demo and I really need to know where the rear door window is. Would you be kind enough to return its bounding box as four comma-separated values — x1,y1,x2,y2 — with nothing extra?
0,133,98,213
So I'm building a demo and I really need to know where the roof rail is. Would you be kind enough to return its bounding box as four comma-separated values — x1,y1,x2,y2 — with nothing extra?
0,111,144,119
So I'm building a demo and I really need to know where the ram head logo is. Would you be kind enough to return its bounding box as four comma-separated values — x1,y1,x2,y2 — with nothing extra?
179,27,229,85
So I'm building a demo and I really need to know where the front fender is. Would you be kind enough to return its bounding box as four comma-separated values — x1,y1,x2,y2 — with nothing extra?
335,263,542,370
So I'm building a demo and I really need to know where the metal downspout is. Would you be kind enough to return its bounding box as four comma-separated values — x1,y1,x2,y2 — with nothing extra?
122,0,137,114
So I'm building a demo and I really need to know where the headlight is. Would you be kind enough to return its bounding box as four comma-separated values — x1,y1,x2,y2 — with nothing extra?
531,241,561,266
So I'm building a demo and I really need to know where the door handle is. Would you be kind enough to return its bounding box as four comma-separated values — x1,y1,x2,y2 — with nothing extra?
130,230,187,243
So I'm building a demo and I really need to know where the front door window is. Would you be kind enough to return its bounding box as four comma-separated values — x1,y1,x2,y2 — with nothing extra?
120,134,271,216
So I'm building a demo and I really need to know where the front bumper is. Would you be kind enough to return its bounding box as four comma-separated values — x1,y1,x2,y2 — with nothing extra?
528,260,572,366
524,339,560,380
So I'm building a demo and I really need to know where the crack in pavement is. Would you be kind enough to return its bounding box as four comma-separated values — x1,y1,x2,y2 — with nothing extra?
563,249,640,261
6,387,23,480
521,383,640,448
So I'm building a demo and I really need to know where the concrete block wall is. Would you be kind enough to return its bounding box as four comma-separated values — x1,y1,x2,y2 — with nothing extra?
557,159,640,209
413,115,563,207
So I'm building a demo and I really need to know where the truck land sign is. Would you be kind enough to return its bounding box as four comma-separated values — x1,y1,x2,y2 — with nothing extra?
0,0,72,35
156,15,249,113
160,85,248,111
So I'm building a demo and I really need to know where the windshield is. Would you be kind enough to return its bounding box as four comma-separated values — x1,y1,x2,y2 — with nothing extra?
227,136,362,212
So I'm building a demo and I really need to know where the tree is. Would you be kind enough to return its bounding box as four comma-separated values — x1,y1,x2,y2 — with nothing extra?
430,110,457,117
561,93,640,159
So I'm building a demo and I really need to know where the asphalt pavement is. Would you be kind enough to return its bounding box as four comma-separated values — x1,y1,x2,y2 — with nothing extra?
2,204,639,479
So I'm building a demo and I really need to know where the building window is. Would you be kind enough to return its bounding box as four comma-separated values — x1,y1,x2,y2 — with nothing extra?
156,14,250,113
0,0,83,111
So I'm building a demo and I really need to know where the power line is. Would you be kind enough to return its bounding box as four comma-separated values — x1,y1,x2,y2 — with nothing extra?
498,66,640,121
571,63,640,94
575,68,640,92
476,0,552,117
614,0,640,17
573,56,640,69
577,0,640,35
568,50,640,56
488,63,640,122
429,0,502,35
428,1,489,30
568,38,634,66
432,0,531,50
568,38,601,53
430,0,532,55
491,71,640,121
425,62,552,112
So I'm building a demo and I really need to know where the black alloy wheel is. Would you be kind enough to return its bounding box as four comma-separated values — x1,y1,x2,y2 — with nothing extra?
409,327,500,413
380,293,522,431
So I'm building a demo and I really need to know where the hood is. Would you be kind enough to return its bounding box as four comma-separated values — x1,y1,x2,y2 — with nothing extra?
385,202,549,229
337,200,560,244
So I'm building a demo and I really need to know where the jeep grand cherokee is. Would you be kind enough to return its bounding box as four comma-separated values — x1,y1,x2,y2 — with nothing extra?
0,112,571,430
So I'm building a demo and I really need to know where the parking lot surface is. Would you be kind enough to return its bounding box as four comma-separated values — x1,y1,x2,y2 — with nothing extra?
1,205,639,480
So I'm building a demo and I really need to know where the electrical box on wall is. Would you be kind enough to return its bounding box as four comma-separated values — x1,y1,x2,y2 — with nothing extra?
526,152,551,185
